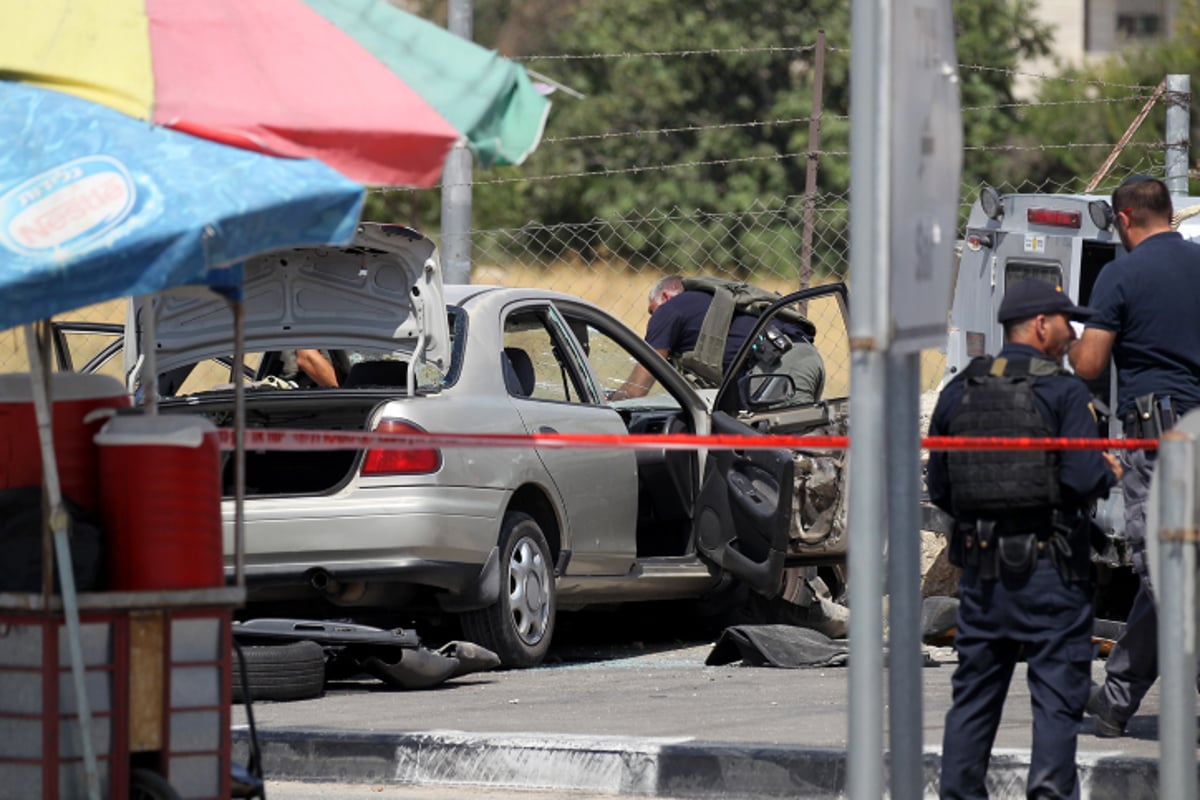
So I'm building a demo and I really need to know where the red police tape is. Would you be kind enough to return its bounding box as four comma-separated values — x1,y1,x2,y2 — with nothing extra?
216,428,1160,453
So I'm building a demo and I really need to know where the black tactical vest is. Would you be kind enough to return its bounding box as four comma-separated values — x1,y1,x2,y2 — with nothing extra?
946,356,1062,518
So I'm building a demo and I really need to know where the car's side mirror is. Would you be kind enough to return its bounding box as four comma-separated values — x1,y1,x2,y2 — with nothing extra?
738,373,797,409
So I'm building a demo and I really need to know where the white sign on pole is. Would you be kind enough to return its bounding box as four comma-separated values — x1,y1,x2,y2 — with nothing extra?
888,0,962,352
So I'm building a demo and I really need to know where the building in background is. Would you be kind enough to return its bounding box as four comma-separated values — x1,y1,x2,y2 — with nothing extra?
1017,0,1180,96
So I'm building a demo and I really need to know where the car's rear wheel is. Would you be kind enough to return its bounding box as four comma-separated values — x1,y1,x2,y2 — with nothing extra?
460,512,556,668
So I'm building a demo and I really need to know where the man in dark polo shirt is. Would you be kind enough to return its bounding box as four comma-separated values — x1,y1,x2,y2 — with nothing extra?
1070,174,1200,737
608,274,824,402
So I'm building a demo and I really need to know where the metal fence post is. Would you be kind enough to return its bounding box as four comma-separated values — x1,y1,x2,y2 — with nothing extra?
1165,74,1190,197
441,0,474,285
1156,430,1198,800
800,29,826,295
848,0,890,798
886,350,923,800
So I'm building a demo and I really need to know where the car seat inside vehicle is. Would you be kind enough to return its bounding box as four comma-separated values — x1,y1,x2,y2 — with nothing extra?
502,347,536,397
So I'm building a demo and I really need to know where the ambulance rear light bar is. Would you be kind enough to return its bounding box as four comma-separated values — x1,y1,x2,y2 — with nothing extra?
1026,208,1082,228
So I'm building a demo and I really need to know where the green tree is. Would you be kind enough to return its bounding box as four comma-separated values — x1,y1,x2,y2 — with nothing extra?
1020,0,1200,194
953,0,1052,191
486,0,854,276
368,0,1053,274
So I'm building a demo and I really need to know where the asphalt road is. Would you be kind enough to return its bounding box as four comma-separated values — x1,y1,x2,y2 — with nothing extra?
263,781,697,799
234,639,1160,756
231,603,1168,800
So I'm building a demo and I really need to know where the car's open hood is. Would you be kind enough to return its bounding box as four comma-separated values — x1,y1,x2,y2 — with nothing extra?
125,224,449,375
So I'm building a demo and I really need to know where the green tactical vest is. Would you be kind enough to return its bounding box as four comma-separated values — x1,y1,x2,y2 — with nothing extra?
674,277,817,387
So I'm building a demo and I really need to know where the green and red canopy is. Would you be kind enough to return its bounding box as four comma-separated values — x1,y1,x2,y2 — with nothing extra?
1,0,550,187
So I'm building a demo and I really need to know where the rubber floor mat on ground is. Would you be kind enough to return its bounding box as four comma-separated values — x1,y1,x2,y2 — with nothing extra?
706,624,850,668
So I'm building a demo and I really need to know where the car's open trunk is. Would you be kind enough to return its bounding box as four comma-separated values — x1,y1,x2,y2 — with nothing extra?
160,391,388,498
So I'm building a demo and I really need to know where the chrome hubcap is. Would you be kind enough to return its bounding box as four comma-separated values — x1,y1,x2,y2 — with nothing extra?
508,534,550,645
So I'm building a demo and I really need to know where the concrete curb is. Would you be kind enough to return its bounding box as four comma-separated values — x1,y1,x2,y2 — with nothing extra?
232,727,1161,798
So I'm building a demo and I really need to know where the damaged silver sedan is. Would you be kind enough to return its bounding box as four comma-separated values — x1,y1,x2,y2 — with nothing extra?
66,224,851,667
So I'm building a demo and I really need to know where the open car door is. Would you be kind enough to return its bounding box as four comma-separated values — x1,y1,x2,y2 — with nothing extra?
711,282,850,432
695,281,852,591
693,410,793,596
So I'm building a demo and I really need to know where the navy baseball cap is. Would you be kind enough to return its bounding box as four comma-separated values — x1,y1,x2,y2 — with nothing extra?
997,279,1094,323
1118,173,1157,188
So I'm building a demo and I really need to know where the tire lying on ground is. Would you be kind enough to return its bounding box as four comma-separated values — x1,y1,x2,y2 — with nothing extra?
130,767,183,800
232,640,326,702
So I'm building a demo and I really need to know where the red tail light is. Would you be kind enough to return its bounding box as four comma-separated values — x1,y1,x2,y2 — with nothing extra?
362,420,440,475
1027,208,1081,228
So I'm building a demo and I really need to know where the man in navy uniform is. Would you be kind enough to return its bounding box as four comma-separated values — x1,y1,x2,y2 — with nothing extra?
1070,174,1200,736
608,274,824,403
928,279,1121,799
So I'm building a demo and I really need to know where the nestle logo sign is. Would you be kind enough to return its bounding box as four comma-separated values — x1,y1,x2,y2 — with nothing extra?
0,156,136,255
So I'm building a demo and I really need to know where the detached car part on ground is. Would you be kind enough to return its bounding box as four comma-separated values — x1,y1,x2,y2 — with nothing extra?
79,223,851,668
231,619,501,702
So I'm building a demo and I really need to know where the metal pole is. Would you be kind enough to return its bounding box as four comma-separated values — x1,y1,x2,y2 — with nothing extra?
800,29,826,294
139,295,157,413
233,300,246,589
1155,431,1197,800
886,351,922,800
25,323,101,800
848,0,890,796
1165,74,1190,197
441,0,475,285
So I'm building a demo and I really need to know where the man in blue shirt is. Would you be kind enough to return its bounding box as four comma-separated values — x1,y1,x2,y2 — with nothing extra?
609,275,824,402
929,279,1119,799
1070,174,1200,737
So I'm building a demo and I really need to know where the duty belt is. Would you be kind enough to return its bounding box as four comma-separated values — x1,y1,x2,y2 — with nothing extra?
1123,393,1184,438
952,513,1093,584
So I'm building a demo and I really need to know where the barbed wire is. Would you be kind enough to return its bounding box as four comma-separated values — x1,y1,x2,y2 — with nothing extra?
963,141,1163,153
962,94,1161,112
534,79,1154,153
541,93,1154,146
518,39,1160,95
519,44,818,62
468,197,840,235
956,63,1158,91
542,115,848,144
821,44,1161,89
398,133,1156,191
460,152,838,188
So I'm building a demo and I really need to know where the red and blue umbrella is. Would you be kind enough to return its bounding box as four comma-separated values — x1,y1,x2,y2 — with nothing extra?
0,0,553,326
2,11,549,785
0,81,366,329
1,0,551,187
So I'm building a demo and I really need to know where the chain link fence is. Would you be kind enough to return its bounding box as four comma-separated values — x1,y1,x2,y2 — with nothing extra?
462,150,1169,396
0,168,1168,391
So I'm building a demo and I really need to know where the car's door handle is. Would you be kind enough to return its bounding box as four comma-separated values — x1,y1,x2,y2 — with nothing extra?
538,426,558,434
